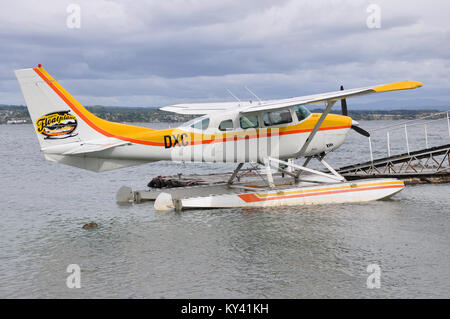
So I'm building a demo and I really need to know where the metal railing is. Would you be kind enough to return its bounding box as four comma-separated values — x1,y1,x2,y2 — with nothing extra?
366,110,450,163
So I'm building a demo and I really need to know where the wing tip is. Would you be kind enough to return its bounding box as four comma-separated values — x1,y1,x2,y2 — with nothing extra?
373,81,423,93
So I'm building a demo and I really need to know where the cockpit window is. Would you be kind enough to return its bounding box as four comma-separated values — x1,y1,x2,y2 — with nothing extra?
219,119,234,131
240,114,259,129
190,117,210,130
263,109,292,126
263,113,271,126
294,105,311,122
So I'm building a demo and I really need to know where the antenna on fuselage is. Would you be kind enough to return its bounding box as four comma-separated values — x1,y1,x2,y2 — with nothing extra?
245,86,262,105
226,89,241,106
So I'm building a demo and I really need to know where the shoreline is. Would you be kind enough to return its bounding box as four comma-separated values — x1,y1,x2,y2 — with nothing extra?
0,105,447,124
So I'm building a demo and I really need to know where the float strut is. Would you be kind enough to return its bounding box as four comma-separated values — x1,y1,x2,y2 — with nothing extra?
228,163,244,185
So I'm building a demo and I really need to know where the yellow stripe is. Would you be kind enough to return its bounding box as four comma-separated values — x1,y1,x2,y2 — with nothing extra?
36,67,352,145
37,67,157,138
256,181,404,197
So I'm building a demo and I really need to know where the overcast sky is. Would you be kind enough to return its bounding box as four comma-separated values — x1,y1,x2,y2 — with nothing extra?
1,0,450,108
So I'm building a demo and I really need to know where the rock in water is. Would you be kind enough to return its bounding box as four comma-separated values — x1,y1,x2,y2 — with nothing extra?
82,222,98,229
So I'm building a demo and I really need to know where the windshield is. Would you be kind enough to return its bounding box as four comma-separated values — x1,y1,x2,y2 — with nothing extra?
185,117,210,130
294,105,311,121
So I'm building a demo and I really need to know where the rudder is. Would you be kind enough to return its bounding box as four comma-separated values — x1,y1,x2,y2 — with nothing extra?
15,66,106,149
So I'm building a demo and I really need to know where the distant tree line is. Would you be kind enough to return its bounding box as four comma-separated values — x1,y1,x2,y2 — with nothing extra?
0,105,195,124
0,104,444,124
311,108,444,120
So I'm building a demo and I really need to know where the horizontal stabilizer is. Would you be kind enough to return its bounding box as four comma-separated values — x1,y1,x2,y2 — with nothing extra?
40,137,131,156
44,153,150,172
62,139,131,155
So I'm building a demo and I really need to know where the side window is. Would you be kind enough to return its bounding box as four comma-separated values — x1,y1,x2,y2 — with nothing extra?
191,118,210,130
219,119,234,131
263,113,271,126
294,105,311,122
263,109,292,126
240,114,259,129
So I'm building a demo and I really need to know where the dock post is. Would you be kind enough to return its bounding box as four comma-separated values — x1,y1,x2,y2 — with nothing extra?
174,199,183,212
134,191,141,204
404,124,410,155
424,124,429,149
386,131,391,157
368,137,374,167
447,111,450,137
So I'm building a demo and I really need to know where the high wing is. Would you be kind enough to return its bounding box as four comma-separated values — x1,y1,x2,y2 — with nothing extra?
159,102,242,115
159,81,422,115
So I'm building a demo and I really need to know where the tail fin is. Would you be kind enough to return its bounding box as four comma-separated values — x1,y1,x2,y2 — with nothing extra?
14,66,155,172
15,66,109,148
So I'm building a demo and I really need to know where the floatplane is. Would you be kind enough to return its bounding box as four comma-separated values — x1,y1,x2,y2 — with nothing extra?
15,65,422,210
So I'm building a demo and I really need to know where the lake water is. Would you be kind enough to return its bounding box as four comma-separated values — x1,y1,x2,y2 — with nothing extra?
0,120,449,298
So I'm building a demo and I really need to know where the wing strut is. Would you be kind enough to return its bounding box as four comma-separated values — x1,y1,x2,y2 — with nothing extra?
295,100,336,157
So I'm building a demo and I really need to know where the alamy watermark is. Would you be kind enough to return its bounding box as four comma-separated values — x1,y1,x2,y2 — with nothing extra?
366,263,381,289
66,264,81,288
366,4,381,29
66,4,81,29
166,127,281,163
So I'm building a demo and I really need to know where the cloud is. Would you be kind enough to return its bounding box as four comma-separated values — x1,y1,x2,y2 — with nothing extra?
1,0,450,108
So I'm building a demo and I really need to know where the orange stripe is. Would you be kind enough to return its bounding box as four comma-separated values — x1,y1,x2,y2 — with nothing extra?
197,125,351,144
34,68,350,147
34,68,165,147
257,181,403,197
238,184,404,203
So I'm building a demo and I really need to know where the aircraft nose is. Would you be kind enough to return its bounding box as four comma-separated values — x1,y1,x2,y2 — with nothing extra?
326,113,353,127
352,119,359,126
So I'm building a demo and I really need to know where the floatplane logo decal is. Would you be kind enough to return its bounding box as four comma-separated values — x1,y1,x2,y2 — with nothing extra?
36,110,78,139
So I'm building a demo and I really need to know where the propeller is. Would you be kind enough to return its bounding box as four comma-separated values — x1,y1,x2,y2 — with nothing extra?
340,85,370,137
340,85,348,116
351,123,370,137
